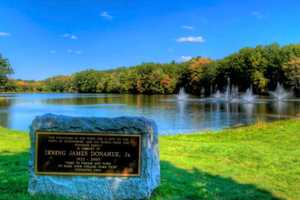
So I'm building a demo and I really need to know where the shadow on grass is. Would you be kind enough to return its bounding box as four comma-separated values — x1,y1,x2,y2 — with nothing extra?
0,152,68,200
152,161,281,200
0,152,280,200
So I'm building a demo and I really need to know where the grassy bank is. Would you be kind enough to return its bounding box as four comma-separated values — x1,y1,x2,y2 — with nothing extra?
0,120,300,200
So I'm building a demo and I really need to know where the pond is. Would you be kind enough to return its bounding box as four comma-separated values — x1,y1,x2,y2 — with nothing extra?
0,93,299,135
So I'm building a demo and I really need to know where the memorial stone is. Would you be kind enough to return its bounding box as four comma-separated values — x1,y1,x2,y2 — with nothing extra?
28,114,160,200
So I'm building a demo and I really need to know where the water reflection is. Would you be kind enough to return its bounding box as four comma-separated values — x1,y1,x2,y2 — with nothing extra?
0,98,11,127
0,93,299,135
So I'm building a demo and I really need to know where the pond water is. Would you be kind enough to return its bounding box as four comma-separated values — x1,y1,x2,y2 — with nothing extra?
0,93,299,135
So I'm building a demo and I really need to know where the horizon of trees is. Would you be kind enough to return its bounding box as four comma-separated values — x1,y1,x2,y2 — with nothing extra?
1,43,300,96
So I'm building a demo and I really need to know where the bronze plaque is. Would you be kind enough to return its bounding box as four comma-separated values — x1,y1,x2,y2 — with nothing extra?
35,131,141,176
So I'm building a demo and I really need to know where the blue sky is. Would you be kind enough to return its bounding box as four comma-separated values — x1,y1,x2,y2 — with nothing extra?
0,0,300,80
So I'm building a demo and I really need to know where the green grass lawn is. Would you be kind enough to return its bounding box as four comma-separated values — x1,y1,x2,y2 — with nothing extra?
0,120,300,200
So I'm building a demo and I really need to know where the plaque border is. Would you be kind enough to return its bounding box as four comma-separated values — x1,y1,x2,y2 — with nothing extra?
35,131,141,177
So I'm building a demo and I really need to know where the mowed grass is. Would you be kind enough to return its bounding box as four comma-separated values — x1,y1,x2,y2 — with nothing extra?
0,120,300,200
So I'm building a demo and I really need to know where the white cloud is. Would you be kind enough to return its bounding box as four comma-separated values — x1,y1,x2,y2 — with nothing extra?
49,50,56,54
181,25,194,30
62,33,78,40
0,32,11,37
100,11,112,20
180,56,192,62
74,50,82,55
70,35,78,40
251,11,263,19
176,36,205,43
67,49,82,55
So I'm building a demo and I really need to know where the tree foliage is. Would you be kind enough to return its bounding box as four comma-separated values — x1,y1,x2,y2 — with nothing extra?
0,54,13,92
2,43,300,96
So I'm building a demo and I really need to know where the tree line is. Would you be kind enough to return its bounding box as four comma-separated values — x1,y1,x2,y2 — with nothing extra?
1,43,300,96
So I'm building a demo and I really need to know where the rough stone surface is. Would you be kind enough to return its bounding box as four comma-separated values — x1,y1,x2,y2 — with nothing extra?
28,114,160,200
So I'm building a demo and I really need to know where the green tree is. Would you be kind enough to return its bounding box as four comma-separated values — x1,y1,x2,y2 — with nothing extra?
72,70,99,93
184,57,213,94
0,54,13,92
283,57,300,89
45,76,72,92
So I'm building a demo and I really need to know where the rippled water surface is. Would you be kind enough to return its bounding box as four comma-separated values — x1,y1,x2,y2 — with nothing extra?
0,93,299,135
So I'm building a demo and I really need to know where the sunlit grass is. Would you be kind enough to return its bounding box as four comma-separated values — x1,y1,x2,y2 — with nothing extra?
1,120,300,199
